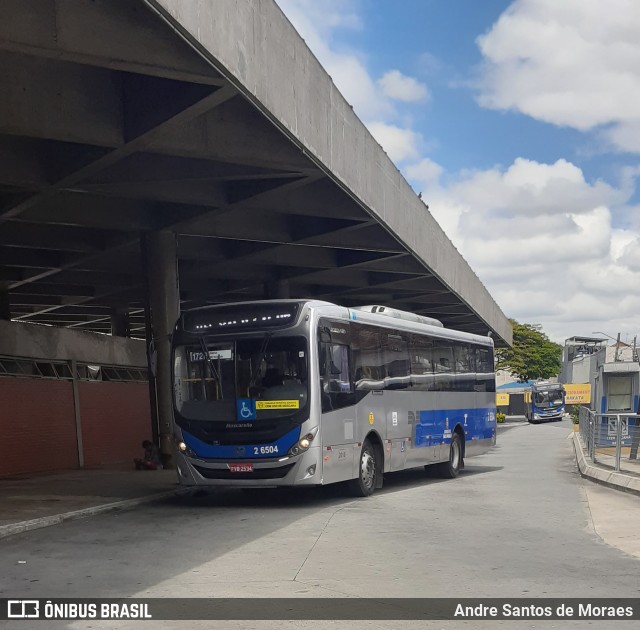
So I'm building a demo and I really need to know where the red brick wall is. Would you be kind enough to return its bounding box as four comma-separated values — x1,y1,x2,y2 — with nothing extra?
0,379,78,476
79,382,152,468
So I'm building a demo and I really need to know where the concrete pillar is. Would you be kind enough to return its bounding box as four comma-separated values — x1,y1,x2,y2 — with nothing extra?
110,305,130,337
0,292,10,320
145,230,180,469
264,279,290,299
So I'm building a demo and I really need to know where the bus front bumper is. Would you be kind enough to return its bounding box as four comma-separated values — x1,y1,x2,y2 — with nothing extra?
174,447,322,487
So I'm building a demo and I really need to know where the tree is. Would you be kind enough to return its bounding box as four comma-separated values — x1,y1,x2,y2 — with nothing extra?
495,319,562,382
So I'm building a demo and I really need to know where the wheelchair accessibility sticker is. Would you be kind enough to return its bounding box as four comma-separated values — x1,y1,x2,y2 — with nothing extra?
237,399,256,421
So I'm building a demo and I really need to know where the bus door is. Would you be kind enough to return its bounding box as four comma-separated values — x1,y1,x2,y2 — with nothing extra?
317,320,356,484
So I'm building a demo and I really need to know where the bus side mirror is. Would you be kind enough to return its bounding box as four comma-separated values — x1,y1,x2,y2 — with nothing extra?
319,329,332,343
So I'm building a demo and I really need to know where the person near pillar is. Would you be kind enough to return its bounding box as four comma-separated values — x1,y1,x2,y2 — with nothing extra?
134,440,162,470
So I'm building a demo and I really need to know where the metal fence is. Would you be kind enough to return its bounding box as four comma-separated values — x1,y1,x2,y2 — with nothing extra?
578,406,640,475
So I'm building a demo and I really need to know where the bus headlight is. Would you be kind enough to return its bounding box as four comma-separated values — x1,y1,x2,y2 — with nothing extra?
289,428,318,456
174,436,196,458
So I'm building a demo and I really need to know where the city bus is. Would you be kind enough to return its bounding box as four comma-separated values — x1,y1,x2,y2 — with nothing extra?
524,382,565,423
171,300,497,496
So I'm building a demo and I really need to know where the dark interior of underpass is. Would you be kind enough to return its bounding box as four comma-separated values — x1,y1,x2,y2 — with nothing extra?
0,0,499,340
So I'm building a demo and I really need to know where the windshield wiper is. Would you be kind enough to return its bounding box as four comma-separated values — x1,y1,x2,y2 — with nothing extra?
198,335,223,400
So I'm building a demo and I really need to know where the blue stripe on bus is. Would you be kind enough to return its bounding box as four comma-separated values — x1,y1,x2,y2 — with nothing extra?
415,406,496,447
601,396,607,413
182,426,301,459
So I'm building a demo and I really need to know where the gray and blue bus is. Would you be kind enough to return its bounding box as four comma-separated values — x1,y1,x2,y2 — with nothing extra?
172,300,496,496
524,382,565,423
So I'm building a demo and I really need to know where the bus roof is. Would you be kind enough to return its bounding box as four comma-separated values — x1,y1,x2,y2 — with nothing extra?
181,299,494,347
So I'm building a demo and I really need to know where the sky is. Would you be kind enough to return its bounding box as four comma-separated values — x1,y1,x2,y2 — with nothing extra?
276,0,640,345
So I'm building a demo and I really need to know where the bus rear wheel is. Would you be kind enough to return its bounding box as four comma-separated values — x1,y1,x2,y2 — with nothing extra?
437,433,462,479
349,439,378,497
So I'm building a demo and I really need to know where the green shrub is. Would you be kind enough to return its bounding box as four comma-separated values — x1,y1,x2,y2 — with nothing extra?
568,405,580,424
496,412,506,423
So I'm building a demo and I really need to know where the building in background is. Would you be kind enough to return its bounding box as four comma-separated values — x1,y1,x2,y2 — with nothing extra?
560,335,640,413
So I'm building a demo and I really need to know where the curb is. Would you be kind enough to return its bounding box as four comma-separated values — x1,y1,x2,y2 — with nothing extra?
0,487,193,540
572,432,640,498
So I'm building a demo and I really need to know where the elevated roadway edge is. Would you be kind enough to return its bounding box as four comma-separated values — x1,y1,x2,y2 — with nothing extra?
143,0,512,346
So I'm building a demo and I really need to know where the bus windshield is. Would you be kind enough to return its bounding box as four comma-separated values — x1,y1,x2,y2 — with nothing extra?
534,389,564,407
173,335,308,422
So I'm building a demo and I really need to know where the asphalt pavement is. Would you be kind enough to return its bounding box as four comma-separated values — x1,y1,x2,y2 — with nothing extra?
1,420,639,629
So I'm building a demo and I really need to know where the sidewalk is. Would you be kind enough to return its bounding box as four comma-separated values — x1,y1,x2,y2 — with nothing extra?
498,417,640,496
572,432,640,497
0,468,190,539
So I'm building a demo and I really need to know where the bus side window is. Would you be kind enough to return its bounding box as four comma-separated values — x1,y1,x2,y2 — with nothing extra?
433,341,454,391
409,333,435,391
454,343,474,393
383,333,410,390
475,347,495,393
352,324,385,391
319,342,354,412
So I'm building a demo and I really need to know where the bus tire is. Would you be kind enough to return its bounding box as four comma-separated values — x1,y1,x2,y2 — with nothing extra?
437,433,462,479
349,439,378,497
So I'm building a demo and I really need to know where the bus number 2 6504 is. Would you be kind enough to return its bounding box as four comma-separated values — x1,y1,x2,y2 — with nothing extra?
254,445,279,455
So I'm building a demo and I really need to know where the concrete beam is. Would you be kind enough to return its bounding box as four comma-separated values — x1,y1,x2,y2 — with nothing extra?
0,222,111,253
0,84,236,223
0,0,223,85
0,318,147,366
0,51,123,148
150,97,313,172
82,152,299,187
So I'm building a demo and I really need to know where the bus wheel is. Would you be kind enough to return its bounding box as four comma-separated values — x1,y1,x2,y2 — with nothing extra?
437,433,462,479
349,439,377,497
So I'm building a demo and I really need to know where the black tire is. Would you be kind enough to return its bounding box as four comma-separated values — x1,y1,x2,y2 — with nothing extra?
437,433,463,479
349,439,378,497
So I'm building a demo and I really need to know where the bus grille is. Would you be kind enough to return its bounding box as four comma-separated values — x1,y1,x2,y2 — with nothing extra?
192,463,295,480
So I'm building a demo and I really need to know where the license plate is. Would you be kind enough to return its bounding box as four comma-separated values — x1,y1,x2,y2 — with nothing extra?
229,463,253,473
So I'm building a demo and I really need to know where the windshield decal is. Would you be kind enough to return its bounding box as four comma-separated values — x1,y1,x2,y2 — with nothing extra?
256,400,300,410
237,398,256,421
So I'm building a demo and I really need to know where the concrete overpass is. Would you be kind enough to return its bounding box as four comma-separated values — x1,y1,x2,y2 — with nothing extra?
0,0,511,344
0,0,511,473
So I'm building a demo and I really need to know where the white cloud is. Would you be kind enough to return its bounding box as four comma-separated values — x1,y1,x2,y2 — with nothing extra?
277,0,393,120
279,0,640,343
378,70,429,102
276,0,362,36
367,122,422,163
405,158,443,187
277,1,429,129
618,237,640,272
476,0,640,152
603,121,640,154
406,156,640,341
